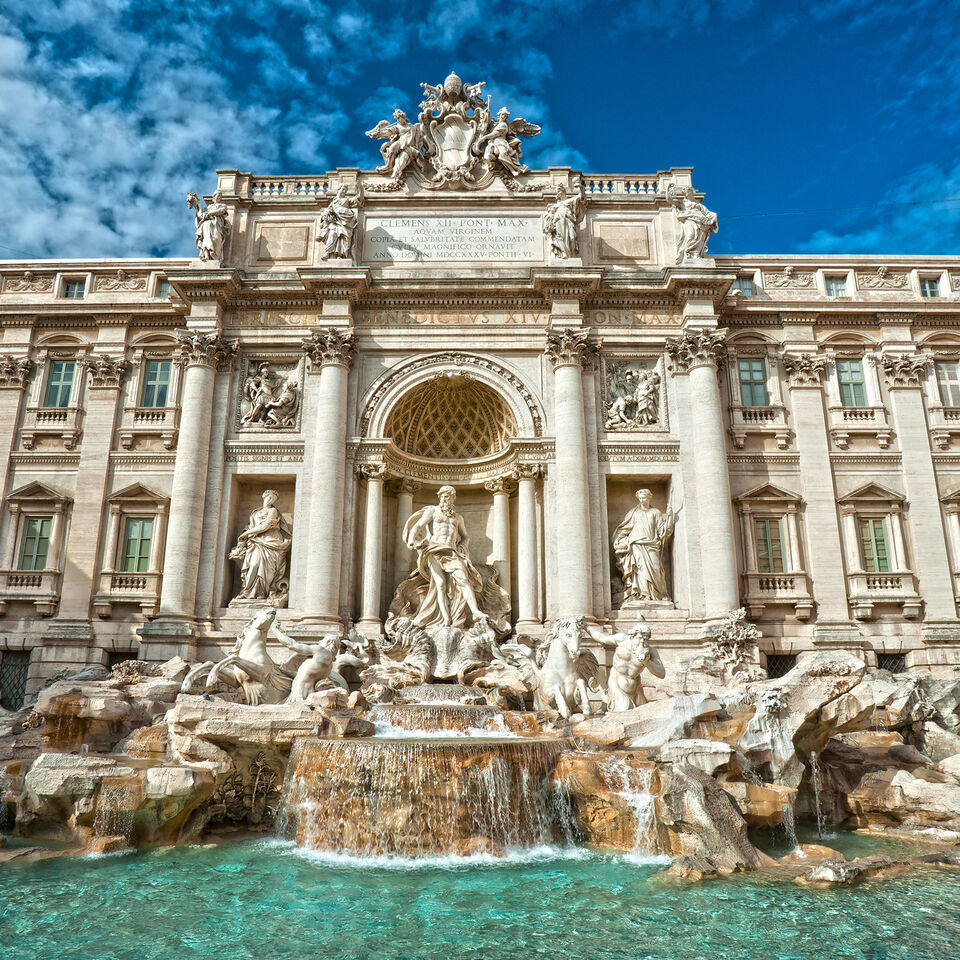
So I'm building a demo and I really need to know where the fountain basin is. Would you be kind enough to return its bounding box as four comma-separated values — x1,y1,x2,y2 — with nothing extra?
280,736,572,857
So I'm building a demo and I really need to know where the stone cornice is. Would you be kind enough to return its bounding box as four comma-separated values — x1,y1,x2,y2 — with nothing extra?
297,267,371,301
664,329,727,372
665,272,735,308
166,268,242,305
544,329,600,369
530,268,602,299
300,328,355,369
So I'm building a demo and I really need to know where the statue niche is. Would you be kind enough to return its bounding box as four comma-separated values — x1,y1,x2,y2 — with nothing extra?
611,486,676,605
229,489,293,608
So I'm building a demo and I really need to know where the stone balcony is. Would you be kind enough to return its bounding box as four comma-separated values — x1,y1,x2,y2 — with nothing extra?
728,404,792,450
0,569,60,616
20,405,82,450
742,572,814,620
847,571,921,620
827,404,892,450
93,571,162,618
118,405,180,450
928,404,960,451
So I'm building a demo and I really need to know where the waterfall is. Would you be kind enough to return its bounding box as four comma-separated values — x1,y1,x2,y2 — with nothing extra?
92,780,139,841
781,798,798,849
809,751,825,839
278,737,571,857
595,756,661,856
368,704,535,738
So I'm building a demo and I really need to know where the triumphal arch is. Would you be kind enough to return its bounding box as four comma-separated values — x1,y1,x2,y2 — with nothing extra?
2,70,960,701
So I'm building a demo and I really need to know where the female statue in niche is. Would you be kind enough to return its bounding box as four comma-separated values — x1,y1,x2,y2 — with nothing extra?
612,488,675,602
229,489,292,607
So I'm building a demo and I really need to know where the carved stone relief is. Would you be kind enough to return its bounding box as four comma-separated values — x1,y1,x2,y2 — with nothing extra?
95,270,147,292
3,272,53,293
237,358,303,431
764,267,814,289
602,358,663,431
856,266,907,289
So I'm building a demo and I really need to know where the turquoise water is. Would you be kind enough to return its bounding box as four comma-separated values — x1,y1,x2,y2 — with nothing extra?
1,836,959,960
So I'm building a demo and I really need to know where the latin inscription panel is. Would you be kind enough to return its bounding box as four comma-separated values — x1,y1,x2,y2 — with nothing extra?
362,215,542,262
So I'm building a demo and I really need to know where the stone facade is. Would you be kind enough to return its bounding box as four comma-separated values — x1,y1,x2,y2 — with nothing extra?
3,77,960,701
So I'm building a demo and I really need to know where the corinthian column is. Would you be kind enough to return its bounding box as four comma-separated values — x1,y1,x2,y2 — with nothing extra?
513,463,543,629
545,330,597,618
484,476,516,604
665,329,739,617
301,328,354,624
357,463,386,630
393,478,421,591
158,332,236,619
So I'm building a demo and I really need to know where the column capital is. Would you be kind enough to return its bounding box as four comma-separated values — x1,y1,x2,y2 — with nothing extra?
355,462,385,481
664,329,727,373
82,354,128,389
386,476,422,496
544,329,599,370
301,328,355,369
512,462,545,481
175,330,237,371
484,476,517,495
880,352,929,388
782,352,828,388
0,355,33,389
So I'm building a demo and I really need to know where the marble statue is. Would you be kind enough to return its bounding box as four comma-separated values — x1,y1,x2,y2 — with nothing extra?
669,185,717,262
319,184,361,260
229,490,292,606
476,106,540,177
187,189,228,262
605,366,661,430
496,617,600,719
585,622,666,711
399,485,487,629
613,489,676,602
181,608,292,705
241,362,299,428
271,622,348,702
366,109,424,182
708,607,763,683
543,185,584,259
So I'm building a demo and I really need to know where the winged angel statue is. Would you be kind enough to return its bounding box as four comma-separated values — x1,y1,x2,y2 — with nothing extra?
365,71,541,190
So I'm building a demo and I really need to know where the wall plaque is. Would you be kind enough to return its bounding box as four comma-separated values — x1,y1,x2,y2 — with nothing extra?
362,215,542,262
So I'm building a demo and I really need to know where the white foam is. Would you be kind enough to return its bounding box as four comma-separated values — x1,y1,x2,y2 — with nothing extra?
371,720,519,739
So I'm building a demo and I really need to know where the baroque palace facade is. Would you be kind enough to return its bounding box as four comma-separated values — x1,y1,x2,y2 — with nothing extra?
2,74,960,705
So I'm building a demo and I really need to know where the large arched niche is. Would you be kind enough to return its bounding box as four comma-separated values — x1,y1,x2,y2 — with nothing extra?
385,376,517,459
360,352,544,444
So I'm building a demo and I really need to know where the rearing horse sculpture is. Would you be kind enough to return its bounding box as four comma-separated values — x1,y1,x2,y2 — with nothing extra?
495,616,601,719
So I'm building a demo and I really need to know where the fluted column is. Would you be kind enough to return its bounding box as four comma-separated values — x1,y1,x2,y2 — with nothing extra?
357,463,385,629
301,329,354,623
513,463,543,628
484,476,515,603
158,332,236,619
546,330,597,618
393,478,421,591
665,329,739,617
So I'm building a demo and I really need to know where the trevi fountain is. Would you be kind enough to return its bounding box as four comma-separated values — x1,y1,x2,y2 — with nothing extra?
1,73,960,959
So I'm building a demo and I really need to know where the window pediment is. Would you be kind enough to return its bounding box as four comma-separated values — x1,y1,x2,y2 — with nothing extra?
838,481,904,505
5,480,71,505
737,482,801,504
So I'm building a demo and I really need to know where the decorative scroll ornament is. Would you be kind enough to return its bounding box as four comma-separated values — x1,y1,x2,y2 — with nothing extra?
365,71,541,191
765,266,814,288
544,330,599,369
782,352,828,387
3,271,52,293
857,266,907,290
187,189,229,262
664,330,727,372
83,355,128,388
300,328,355,368
0,355,33,388
880,353,929,388
96,269,147,292
176,330,237,370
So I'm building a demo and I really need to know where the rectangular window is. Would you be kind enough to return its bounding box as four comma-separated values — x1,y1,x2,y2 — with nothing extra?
17,517,51,571
936,361,960,407
156,279,172,298
140,360,171,408
736,276,755,296
0,651,31,711
43,360,75,408
754,517,785,573
121,517,154,573
825,276,847,296
63,279,85,299
737,358,769,406
920,277,941,298
859,517,891,573
836,359,867,407
766,654,797,679
876,652,907,674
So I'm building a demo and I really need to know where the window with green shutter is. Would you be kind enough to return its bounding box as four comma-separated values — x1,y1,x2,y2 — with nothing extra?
737,358,769,406
754,517,785,573
858,517,891,573
18,517,51,571
43,360,75,408
140,360,171,408
121,517,154,573
837,359,867,407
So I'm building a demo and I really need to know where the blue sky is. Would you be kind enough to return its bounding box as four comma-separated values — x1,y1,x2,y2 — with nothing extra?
1,0,958,260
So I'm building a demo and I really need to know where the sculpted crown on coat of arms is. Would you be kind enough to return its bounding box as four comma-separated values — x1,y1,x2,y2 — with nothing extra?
365,71,541,191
